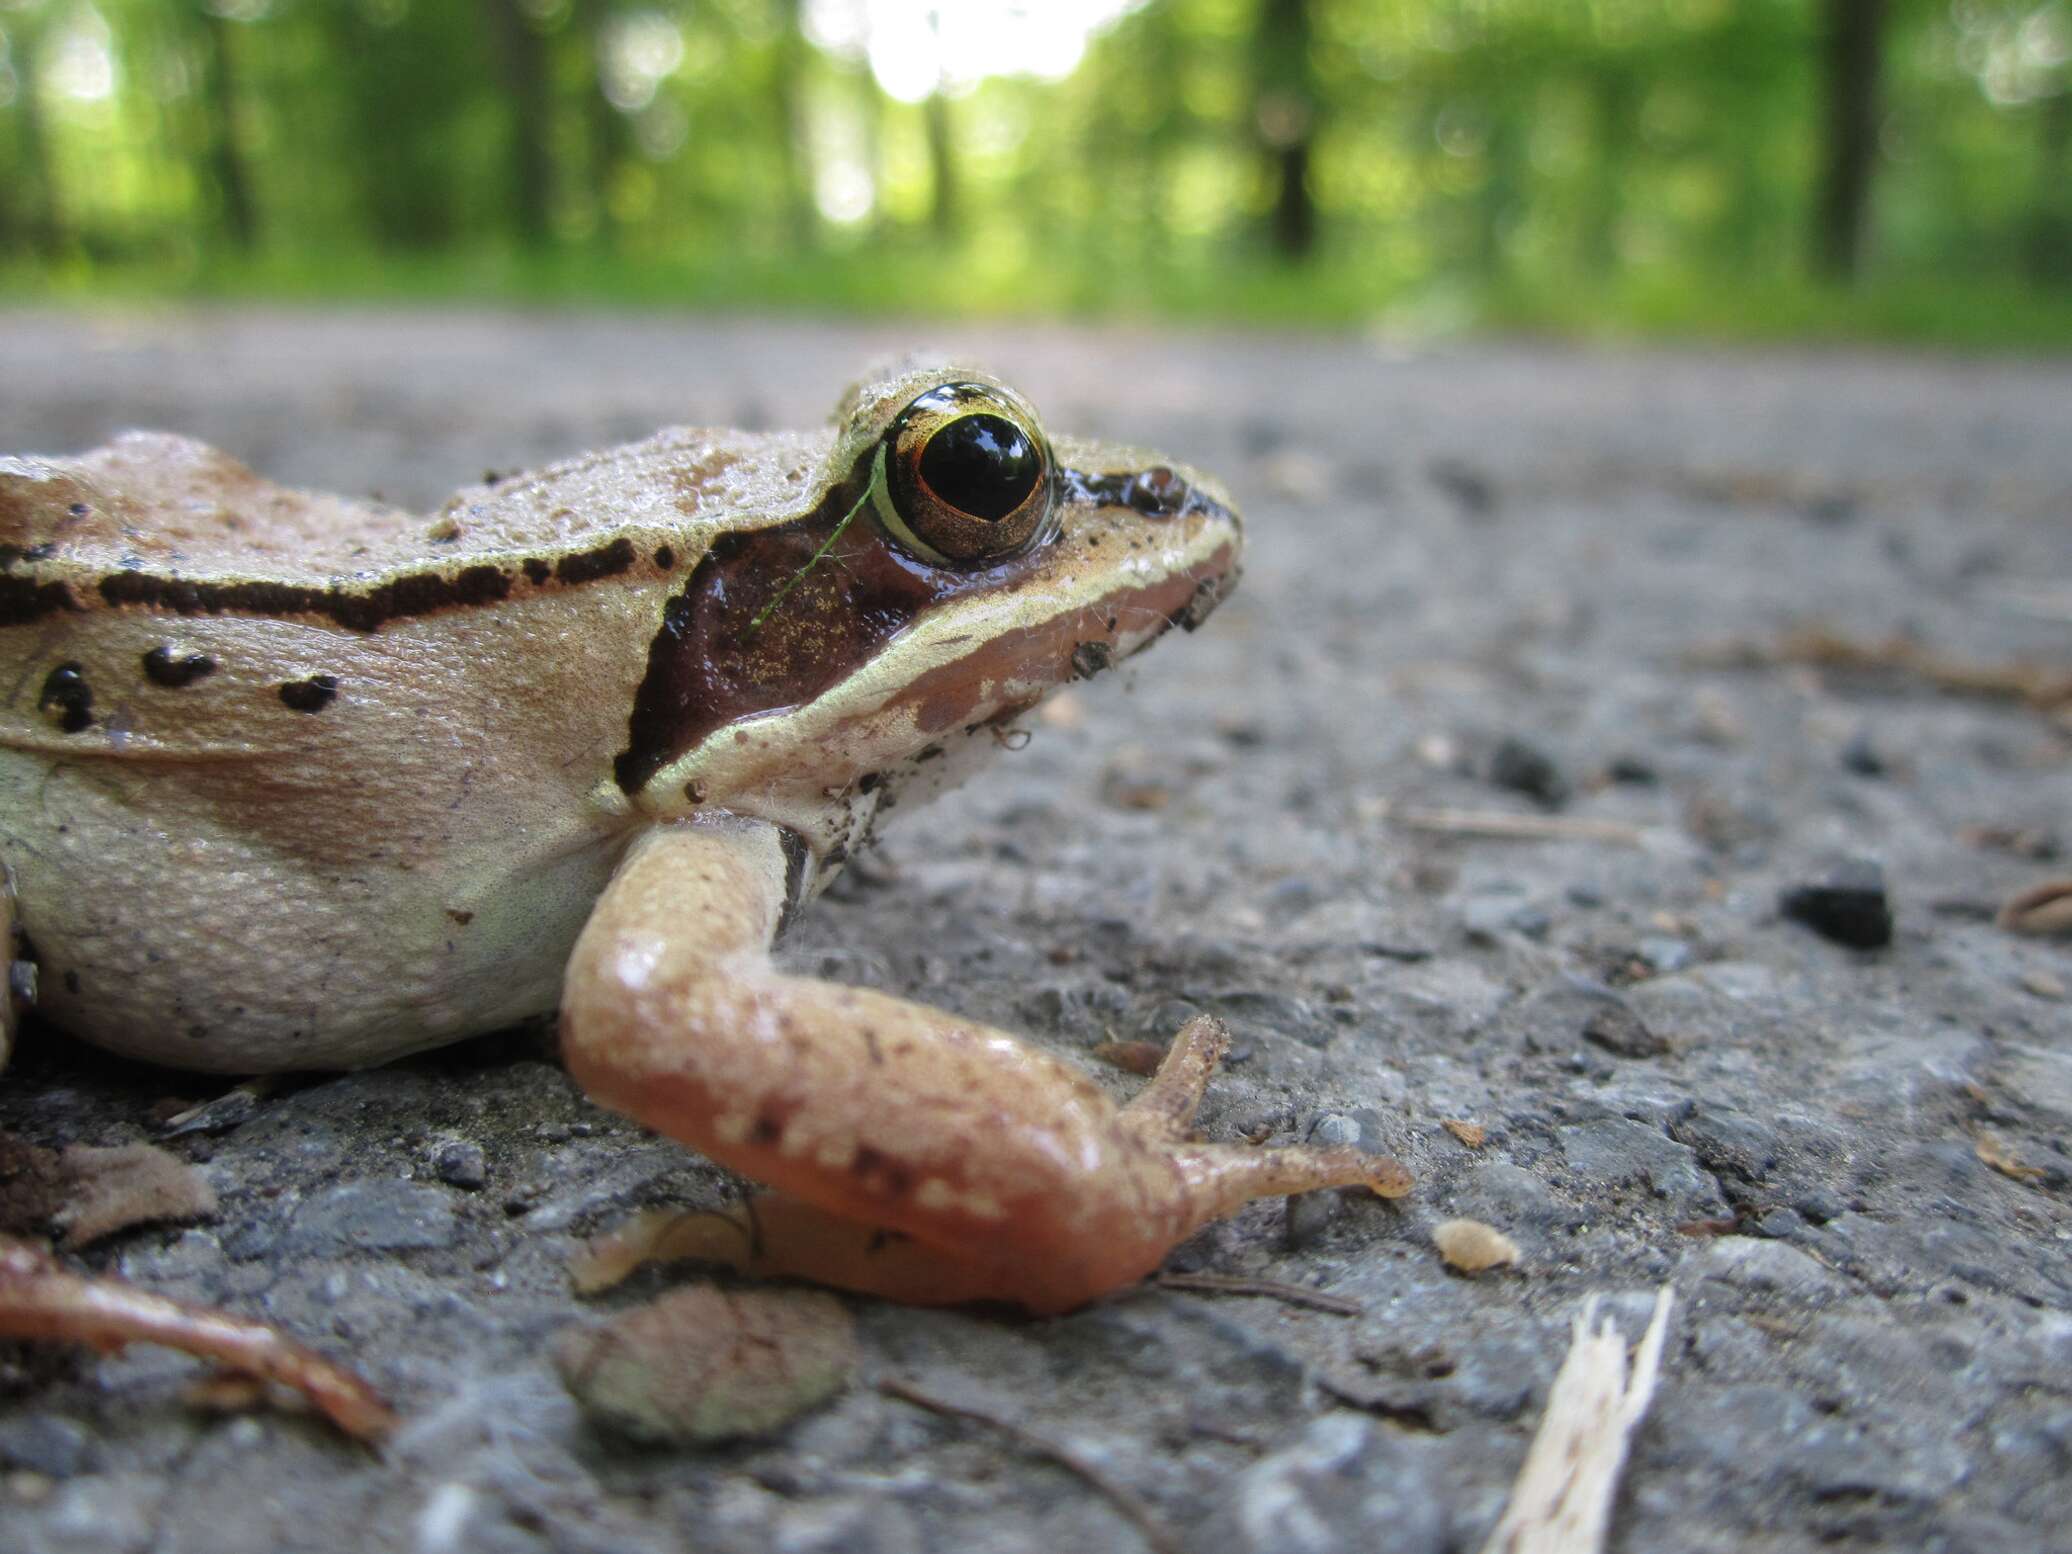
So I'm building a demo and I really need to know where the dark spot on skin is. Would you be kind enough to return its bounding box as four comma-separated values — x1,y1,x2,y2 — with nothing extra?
67,502,89,518
1070,640,1114,680
1170,574,1229,633
851,1146,915,1200
444,909,475,925
187,1023,209,1041
823,843,848,871
64,970,81,996
37,663,93,733
749,1112,783,1146
555,536,637,586
914,744,945,763
857,772,882,794
278,674,338,713
654,545,675,570
0,573,78,627
522,558,552,585
141,645,218,688
862,1029,884,1066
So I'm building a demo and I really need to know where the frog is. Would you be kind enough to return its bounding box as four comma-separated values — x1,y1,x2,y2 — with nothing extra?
0,360,1410,1342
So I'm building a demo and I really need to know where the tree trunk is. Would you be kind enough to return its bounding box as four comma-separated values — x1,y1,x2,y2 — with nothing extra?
1814,0,1884,282
6,13,64,258
482,0,553,248
924,90,957,242
771,0,817,249
198,8,258,251
2028,90,2070,286
1254,0,1317,260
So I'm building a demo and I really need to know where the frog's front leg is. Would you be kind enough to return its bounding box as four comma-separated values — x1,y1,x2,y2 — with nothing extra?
561,820,1412,1315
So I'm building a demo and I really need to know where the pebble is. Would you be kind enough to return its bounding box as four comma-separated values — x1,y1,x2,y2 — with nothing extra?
1840,728,1886,777
430,1139,488,1190
1636,935,1695,973
1780,858,1894,949
1582,1005,1669,1058
283,1179,461,1255
1558,1118,1725,1210
2020,969,2066,1001
1487,736,1569,808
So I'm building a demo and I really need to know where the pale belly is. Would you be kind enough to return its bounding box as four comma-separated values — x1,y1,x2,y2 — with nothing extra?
2,741,631,1071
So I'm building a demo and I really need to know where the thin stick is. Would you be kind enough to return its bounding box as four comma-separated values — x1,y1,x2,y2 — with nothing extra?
880,1378,1180,1554
0,1237,396,1443
1394,809,1650,847
1480,1286,1674,1554
1151,1272,1363,1315
747,449,883,633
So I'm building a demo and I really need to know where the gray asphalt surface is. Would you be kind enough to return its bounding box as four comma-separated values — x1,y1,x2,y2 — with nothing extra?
2,309,2069,1553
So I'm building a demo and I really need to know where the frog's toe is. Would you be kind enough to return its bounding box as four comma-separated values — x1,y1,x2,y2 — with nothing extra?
1116,1014,1229,1143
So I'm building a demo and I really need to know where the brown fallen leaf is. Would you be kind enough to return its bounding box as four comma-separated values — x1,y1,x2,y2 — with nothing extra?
56,1142,217,1248
1976,1133,2049,1183
556,1285,857,1445
1442,1118,1488,1149
1091,1039,1168,1077
0,1132,66,1237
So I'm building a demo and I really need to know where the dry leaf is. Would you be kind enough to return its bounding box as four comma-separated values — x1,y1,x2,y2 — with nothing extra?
1442,1119,1488,1149
56,1142,217,1247
1091,1040,1167,1077
556,1285,857,1444
1975,1133,2048,1183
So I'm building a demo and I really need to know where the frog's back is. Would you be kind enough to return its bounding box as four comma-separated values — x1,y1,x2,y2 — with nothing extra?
1,427,829,590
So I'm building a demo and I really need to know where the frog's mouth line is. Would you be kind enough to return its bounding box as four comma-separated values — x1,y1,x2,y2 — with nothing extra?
880,536,1241,740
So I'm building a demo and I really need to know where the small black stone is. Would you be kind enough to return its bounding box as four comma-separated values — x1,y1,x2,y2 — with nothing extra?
431,1139,489,1191
1606,755,1659,785
1582,1005,1668,1058
1488,736,1569,808
1780,859,1894,949
1840,729,1886,777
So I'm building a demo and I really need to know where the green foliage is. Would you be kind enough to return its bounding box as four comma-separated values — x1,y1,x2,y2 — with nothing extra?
0,0,2064,346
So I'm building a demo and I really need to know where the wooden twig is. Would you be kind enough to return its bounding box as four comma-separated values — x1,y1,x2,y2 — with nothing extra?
0,1237,396,1443
1151,1272,1362,1315
879,1378,1179,1554
1393,808,1650,847
1480,1286,1674,1554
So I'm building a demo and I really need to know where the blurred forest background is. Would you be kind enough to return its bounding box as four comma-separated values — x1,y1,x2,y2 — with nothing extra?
0,0,2067,346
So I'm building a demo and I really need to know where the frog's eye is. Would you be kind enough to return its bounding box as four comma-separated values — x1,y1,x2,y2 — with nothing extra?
876,383,1055,566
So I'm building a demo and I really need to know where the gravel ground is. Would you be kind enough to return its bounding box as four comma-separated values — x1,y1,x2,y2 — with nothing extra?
2,309,2069,1554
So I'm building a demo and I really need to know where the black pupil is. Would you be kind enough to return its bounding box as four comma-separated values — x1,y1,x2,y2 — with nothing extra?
918,413,1039,522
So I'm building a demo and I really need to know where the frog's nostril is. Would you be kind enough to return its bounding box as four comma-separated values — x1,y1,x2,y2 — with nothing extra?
1124,466,1188,517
